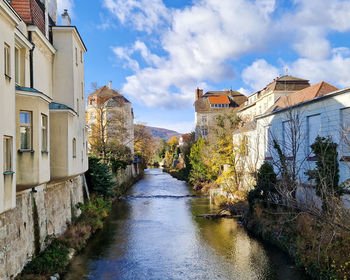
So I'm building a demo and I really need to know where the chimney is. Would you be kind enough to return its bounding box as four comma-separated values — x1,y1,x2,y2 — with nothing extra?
108,81,112,89
195,88,203,101
61,9,71,25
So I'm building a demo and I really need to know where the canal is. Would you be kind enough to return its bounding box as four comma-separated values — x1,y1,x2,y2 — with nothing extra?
64,169,307,280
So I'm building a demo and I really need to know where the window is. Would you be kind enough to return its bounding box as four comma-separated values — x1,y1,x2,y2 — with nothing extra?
3,136,12,172
81,82,84,99
80,50,83,63
90,112,95,121
340,108,350,155
15,47,19,84
20,111,32,150
89,99,96,105
75,47,78,66
307,114,321,154
202,116,207,124
4,43,10,77
86,141,88,155
41,114,48,151
202,128,208,137
76,98,79,115
72,138,76,158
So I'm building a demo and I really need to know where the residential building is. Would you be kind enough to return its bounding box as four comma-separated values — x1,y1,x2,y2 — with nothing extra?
86,82,134,155
238,75,310,119
233,81,347,189
194,88,247,139
0,1,88,278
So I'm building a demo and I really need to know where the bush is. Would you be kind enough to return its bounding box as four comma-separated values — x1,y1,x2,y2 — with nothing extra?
21,239,69,276
85,157,115,197
248,161,277,209
77,197,112,232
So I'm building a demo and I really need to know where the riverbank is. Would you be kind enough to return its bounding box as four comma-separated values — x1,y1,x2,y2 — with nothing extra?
16,170,144,280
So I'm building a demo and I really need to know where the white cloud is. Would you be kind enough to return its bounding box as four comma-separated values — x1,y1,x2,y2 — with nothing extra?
110,0,276,108
106,0,350,108
57,0,74,16
103,0,169,33
242,59,280,91
290,52,350,88
237,87,251,96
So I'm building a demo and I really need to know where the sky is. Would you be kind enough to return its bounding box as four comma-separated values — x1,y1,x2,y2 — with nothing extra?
56,0,350,133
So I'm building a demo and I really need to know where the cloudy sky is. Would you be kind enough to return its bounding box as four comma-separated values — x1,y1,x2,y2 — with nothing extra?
57,0,350,133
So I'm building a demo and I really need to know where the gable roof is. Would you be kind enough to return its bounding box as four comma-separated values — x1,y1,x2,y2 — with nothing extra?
269,81,338,113
208,95,230,104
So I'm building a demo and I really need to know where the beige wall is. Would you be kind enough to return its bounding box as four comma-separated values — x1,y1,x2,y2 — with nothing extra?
0,1,19,213
16,94,51,190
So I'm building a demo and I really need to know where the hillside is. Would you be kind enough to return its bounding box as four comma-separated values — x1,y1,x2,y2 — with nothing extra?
146,126,181,140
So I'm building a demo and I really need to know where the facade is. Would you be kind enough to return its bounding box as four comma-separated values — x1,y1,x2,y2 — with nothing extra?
238,75,310,119
233,81,349,188
86,83,134,155
0,0,88,278
194,88,247,139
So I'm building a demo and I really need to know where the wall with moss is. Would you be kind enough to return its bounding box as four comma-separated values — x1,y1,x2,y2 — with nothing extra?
0,175,85,279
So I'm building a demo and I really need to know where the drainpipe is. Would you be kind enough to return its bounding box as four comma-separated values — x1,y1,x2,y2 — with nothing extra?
28,31,35,89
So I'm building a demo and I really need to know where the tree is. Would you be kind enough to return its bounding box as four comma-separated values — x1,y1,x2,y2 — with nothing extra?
189,138,207,184
134,124,156,165
88,97,129,161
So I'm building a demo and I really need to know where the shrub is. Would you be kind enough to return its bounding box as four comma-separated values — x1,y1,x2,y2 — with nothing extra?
248,161,277,209
21,239,69,276
85,157,115,197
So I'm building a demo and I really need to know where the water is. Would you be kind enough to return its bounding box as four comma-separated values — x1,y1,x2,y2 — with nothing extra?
64,169,307,280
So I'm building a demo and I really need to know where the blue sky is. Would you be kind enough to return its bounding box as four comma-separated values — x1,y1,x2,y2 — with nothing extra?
57,0,350,133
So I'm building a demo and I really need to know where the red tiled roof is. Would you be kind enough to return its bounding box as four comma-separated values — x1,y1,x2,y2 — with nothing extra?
271,81,338,111
208,95,230,104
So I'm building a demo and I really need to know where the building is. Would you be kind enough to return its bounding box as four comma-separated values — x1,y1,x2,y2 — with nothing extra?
0,0,88,278
86,82,134,156
238,75,310,119
233,80,346,189
194,88,247,139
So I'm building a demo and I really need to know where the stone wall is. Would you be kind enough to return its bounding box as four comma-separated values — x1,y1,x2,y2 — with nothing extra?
0,174,85,279
114,163,139,186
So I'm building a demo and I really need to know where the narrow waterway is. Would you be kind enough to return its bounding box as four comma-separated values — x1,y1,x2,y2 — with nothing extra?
64,169,307,280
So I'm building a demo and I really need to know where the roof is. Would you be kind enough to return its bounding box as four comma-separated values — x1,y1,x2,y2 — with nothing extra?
204,90,243,97
88,85,130,103
208,95,230,104
269,81,339,113
49,102,74,111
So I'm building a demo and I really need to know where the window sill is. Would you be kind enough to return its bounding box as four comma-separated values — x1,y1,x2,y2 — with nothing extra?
307,156,318,162
18,149,34,153
41,150,49,154
340,156,350,162
3,171,15,175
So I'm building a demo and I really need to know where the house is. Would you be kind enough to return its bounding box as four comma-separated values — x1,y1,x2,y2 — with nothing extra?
0,0,88,278
194,88,247,139
86,82,134,156
238,75,310,119
233,80,347,189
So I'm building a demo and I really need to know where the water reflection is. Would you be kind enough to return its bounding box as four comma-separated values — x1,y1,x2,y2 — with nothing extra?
64,169,306,280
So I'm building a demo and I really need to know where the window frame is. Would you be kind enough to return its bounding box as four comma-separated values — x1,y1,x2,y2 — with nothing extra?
19,111,33,151
3,136,13,173
4,43,10,78
72,138,77,158
41,114,48,152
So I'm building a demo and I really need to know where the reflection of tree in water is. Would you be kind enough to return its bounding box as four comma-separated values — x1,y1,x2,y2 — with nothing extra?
190,198,275,279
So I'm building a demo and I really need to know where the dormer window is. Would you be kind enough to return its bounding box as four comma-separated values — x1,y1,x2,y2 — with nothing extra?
89,99,96,105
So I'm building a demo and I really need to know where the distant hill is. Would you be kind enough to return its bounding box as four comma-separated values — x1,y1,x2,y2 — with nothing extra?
146,126,181,140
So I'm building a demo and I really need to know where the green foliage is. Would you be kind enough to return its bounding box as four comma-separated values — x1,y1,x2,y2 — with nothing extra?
77,197,112,231
85,157,115,197
189,138,208,184
307,136,341,195
248,161,277,209
21,239,69,276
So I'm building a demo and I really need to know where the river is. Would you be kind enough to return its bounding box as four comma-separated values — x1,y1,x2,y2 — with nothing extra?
64,169,308,280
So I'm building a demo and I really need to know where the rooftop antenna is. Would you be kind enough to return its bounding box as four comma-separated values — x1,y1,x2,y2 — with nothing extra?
285,67,289,76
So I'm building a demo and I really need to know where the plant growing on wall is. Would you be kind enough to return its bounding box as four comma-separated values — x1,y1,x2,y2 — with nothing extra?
306,136,341,211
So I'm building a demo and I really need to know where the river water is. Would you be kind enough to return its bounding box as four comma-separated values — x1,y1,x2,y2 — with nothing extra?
64,169,307,280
